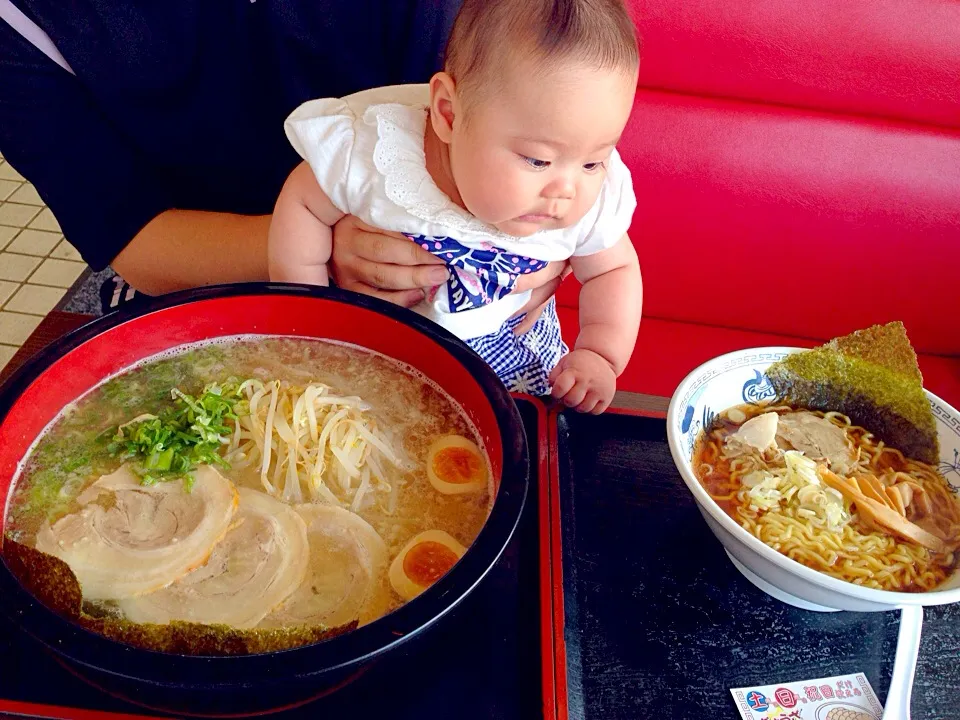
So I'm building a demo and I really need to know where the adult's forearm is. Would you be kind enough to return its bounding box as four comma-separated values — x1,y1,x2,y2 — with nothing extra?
111,209,271,295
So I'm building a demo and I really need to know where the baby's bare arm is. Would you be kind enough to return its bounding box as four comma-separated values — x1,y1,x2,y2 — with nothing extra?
548,236,641,413
268,161,346,285
570,235,642,374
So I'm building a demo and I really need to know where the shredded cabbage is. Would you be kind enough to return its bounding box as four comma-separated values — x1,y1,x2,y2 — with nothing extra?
744,451,850,532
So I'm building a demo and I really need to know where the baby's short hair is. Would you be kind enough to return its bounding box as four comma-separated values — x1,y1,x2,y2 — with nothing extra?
444,0,639,101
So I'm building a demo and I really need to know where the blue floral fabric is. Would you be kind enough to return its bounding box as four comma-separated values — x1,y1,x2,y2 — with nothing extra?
408,233,566,394
407,234,549,312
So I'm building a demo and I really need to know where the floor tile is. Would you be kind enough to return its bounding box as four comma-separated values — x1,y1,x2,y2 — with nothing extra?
0,252,42,281
4,284,66,315
0,344,17,371
0,226,19,252
28,207,61,232
50,239,83,261
29,258,84,287
6,229,61,256
0,202,40,228
0,163,24,182
0,279,18,306
7,183,43,206
0,311,42,346
0,180,21,201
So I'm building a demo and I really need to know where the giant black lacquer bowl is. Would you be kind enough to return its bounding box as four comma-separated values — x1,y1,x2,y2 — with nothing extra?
0,284,528,716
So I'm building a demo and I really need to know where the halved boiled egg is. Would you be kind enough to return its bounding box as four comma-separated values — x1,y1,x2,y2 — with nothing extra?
388,529,466,601
426,435,488,495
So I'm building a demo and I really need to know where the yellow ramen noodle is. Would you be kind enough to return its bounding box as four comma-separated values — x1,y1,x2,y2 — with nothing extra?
695,405,960,592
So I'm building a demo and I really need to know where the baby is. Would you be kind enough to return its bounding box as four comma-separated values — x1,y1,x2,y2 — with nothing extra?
269,0,642,414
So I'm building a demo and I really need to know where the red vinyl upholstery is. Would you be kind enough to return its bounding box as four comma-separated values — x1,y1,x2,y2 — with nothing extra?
558,310,960,409
558,0,960,405
627,0,960,129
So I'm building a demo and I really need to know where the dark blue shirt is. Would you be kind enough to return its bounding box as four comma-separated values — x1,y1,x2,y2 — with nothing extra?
0,0,460,270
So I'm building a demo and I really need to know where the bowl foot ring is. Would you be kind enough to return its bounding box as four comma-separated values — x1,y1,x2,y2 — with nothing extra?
725,550,839,613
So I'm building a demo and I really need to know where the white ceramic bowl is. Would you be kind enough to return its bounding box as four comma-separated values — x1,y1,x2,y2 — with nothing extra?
666,347,960,612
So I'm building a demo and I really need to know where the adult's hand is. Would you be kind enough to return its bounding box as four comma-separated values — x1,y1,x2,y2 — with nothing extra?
330,215,571,318
330,216,449,307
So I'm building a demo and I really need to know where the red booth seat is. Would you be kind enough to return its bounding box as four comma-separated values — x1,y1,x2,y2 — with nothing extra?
558,310,960,409
559,0,960,407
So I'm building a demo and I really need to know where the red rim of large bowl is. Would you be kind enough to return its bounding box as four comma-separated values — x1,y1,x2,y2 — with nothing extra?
0,282,528,688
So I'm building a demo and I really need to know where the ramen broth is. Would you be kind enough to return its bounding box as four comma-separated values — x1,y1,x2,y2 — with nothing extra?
695,404,960,592
6,338,492,622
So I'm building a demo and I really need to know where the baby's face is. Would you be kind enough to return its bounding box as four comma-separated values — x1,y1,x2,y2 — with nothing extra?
450,60,637,237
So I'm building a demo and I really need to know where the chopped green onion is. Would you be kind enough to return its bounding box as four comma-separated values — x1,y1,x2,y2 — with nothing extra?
108,381,242,488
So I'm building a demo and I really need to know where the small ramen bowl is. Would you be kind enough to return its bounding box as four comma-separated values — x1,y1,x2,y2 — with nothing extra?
666,347,960,613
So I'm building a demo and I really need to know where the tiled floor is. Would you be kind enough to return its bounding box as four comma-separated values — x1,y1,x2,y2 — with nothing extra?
0,151,84,371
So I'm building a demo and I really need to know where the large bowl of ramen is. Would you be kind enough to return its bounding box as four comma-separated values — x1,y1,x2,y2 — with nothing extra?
0,283,527,715
667,346,960,613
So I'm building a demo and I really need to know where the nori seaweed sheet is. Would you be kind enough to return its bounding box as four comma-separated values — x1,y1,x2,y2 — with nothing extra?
766,322,939,464
2,539,356,655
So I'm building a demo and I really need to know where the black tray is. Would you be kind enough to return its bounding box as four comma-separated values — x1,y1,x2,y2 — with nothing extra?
0,397,549,720
549,408,960,719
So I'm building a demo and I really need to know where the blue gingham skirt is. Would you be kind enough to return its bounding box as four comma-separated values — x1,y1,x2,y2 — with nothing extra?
466,298,568,396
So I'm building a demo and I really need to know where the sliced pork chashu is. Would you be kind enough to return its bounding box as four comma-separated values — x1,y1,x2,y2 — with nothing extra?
776,411,856,474
260,504,388,630
119,488,310,628
35,464,238,600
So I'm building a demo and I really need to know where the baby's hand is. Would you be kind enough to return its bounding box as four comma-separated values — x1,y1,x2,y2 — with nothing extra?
548,349,616,414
